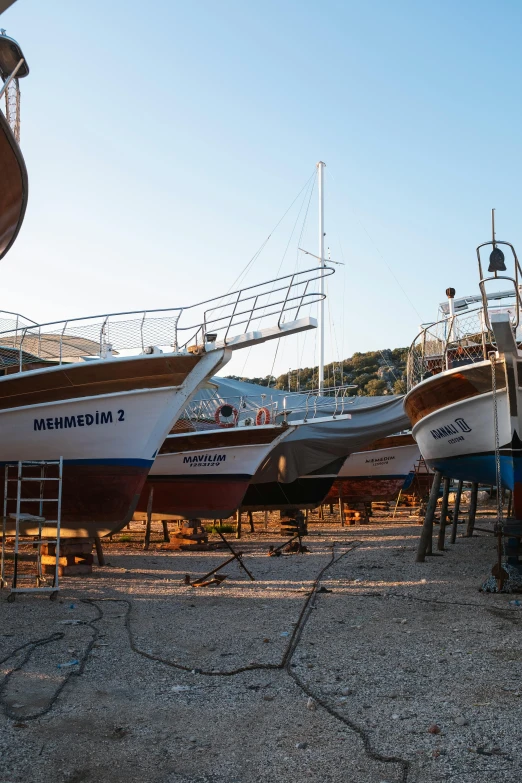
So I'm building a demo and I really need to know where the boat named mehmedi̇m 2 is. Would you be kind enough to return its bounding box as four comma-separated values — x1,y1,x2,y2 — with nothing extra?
0,30,329,537
0,269,327,538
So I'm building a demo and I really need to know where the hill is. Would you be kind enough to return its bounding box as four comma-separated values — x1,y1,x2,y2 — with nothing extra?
226,347,408,396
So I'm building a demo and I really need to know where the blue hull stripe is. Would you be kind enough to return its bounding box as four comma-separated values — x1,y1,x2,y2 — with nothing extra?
0,458,153,468
426,453,522,490
343,473,408,481
150,473,251,482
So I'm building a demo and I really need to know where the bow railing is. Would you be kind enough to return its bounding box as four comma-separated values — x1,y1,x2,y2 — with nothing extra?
0,265,333,371
407,306,500,390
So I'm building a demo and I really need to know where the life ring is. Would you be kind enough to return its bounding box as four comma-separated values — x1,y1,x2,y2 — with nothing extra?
255,407,271,426
214,403,238,428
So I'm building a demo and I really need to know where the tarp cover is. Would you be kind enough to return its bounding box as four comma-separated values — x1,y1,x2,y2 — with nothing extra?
195,378,410,484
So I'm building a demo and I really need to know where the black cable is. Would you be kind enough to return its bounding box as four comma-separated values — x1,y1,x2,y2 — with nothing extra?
0,543,412,780
0,603,102,721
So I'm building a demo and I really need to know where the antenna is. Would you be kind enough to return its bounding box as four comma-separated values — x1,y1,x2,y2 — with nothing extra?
492,208,496,247
317,161,326,394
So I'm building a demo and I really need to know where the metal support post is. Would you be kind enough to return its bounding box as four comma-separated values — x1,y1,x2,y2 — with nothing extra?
416,470,442,562
450,479,463,544
143,487,154,550
466,482,479,537
437,476,451,551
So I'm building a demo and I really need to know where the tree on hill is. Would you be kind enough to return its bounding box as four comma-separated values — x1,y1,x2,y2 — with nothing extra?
227,345,409,396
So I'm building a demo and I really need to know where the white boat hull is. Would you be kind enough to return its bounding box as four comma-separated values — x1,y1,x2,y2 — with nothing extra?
0,350,229,537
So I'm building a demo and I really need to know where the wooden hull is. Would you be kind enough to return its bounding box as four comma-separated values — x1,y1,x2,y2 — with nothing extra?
241,473,338,511
136,475,251,521
135,425,292,520
405,358,522,513
1,461,149,538
324,439,419,503
0,110,27,260
325,476,407,504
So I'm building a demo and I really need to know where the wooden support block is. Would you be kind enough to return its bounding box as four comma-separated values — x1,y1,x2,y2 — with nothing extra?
41,553,94,567
43,563,93,576
171,532,208,542
175,537,208,547
42,542,92,557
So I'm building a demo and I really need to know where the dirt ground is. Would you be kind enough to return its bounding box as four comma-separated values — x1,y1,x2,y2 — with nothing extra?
1,510,520,783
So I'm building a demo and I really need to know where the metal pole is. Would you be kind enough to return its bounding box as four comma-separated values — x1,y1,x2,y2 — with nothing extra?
437,476,451,551
143,488,154,550
416,469,442,562
466,482,479,537
317,161,325,394
450,479,463,544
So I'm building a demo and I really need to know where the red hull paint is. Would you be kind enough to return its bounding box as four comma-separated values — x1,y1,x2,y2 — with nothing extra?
1,463,150,538
135,476,251,520
325,477,405,504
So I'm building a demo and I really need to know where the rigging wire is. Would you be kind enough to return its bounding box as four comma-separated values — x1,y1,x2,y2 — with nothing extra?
325,169,423,321
339,240,347,386
293,176,316,390
240,174,317,381
234,172,317,380
226,169,316,295
325,274,343,388
268,337,281,387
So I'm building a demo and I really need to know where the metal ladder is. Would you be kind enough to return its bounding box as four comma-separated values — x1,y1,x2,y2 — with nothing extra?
0,458,63,601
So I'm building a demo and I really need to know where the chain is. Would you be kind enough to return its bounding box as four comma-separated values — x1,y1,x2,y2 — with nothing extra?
490,352,505,545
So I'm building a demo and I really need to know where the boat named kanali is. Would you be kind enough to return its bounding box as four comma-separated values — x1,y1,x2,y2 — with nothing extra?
404,214,522,516
0,264,329,537
323,433,420,504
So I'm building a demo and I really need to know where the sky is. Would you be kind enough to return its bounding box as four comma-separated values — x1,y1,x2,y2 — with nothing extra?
2,0,522,381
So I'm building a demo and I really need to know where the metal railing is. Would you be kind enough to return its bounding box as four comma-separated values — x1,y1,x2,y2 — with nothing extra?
177,394,281,431
175,384,362,433
407,305,500,390
279,385,361,421
0,265,333,371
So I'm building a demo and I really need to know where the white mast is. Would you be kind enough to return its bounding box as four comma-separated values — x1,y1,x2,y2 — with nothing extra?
317,160,326,394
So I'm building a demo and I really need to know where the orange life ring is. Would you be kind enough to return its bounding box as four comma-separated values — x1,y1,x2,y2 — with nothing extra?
214,403,238,428
255,407,271,426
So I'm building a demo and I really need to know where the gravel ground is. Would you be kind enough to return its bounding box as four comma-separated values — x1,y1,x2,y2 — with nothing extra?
0,512,519,783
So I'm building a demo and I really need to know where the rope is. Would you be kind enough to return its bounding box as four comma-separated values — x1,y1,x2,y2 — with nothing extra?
0,604,102,721
225,170,316,294
89,543,410,782
0,543,411,780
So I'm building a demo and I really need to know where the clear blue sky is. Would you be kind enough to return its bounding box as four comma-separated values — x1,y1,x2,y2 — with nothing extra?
2,0,522,380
